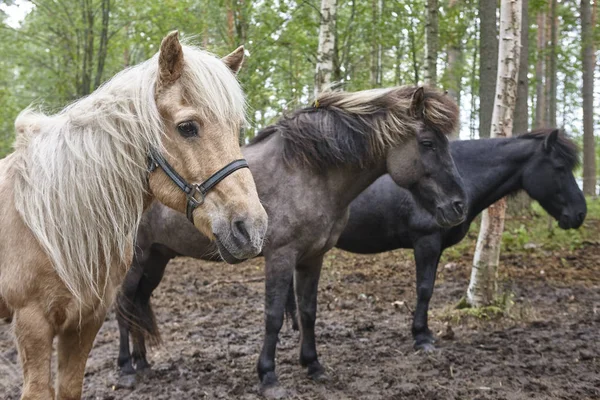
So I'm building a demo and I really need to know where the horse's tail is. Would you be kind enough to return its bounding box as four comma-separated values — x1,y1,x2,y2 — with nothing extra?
117,287,162,346
285,277,299,331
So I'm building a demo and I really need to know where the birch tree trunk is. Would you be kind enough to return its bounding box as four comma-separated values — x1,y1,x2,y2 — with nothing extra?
582,0,596,196
315,0,337,97
509,0,530,213
467,0,522,307
425,0,439,85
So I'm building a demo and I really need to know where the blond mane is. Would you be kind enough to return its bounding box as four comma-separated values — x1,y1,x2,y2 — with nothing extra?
12,45,245,306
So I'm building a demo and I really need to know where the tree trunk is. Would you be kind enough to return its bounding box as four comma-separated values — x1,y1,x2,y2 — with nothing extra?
409,16,420,84
509,0,530,213
425,0,439,85
315,0,337,97
470,40,479,139
94,0,110,89
582,0,596,196
370,0,383,87
548,0,558,127
447,46,461,139
478,0,498,139
534,11,546,128
468,0,522,307
513,0,528,134
446,0,462,139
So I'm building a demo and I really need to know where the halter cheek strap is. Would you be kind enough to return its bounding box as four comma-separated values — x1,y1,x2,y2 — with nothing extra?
148,148,249,222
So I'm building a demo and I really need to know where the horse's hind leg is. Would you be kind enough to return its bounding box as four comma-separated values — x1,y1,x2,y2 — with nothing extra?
131,331,149,371
14,306,55,400
116,261,145,376
55,310,105,400
284,279,299,331
294,255,325,380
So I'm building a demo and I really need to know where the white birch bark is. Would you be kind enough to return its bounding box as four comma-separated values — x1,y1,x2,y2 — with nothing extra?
315,0,337,97
467,0,522,307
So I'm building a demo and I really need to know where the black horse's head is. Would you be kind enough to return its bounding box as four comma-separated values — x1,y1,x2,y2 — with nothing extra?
521,129,587,229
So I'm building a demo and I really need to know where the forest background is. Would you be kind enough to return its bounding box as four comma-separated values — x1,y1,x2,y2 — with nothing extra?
0,0,598,191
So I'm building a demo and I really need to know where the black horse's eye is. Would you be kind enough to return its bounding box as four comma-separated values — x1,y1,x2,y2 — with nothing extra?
177,121,198,138
421,140,435,149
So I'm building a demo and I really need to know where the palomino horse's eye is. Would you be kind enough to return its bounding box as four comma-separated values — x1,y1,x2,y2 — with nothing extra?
177,121,198,138
420,140,435,149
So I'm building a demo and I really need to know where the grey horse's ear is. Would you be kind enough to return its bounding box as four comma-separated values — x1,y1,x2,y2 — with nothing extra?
544,129,560,153
222,46,245,75
410,86,425,118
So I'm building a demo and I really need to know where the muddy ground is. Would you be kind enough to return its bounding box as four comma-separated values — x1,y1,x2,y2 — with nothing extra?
1,235,599,399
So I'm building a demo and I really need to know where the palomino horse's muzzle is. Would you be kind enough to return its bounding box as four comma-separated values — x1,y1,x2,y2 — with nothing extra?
148,149,249,222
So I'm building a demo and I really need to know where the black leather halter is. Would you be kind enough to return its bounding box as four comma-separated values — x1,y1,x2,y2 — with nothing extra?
148,148,249,222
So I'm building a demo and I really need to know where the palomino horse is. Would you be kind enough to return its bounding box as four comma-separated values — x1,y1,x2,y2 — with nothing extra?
114,86,467,396
336,128,586,351
0,32,267,400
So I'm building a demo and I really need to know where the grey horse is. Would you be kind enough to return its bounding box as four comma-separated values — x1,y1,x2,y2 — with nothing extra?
116,85,467,397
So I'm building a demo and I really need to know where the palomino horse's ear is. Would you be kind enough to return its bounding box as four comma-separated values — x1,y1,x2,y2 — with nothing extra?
158,31,184,87
410,86,426,118
222,46,245,75
544,129,560,153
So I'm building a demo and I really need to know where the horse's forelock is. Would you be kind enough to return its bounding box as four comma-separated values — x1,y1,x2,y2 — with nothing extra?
179,45,246,127
420,88,460,136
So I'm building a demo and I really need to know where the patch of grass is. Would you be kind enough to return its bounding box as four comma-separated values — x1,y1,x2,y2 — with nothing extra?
434,290,536,327
441,197,600,263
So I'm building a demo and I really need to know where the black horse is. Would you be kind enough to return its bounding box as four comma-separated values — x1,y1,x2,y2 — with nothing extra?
116,85,466,396
334,128,586,351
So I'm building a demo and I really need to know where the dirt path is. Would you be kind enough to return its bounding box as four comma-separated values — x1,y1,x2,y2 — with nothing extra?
1,243,599,399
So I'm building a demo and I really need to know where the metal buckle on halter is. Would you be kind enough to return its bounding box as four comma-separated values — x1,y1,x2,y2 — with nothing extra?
186,184,205,207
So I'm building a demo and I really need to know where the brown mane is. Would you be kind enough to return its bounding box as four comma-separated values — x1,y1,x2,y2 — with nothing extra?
249,85,459,170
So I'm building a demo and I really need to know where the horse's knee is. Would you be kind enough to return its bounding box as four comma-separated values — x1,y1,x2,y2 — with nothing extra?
417,284,433,302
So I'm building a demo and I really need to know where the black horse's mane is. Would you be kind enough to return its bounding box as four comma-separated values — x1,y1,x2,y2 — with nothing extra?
518,128,580,169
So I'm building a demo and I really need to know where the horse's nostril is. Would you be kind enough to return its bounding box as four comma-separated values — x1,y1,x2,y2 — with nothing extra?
453,201,464,215
233,219,251,242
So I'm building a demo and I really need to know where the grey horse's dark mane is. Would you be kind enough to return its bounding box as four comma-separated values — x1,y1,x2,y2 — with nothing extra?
249,85,459,170
518,128,580,169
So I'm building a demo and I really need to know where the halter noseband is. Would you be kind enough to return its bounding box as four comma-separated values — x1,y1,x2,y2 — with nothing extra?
148,148,249,222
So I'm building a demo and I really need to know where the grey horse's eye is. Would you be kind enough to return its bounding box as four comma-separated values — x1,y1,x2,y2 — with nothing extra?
177,121,198,138
420,140,435,149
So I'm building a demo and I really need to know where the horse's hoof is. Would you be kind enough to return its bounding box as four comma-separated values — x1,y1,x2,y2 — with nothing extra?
414,341,437,353
260,372,287,400
261,385,288,399
306,361,327,381
135,362,151,374
115,373,137,390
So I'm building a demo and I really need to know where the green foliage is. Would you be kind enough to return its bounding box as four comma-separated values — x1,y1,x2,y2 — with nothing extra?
0,0,596,156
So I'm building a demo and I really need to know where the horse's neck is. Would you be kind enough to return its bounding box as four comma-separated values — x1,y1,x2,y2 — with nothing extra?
243,132,386,212
457,138,535,220
327,164,387,211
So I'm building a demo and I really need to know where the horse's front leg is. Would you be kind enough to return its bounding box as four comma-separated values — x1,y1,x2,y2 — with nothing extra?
14,306,55,400
295,254,325,380
412,234,443,352
55,308,106,400
257,249,297,397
